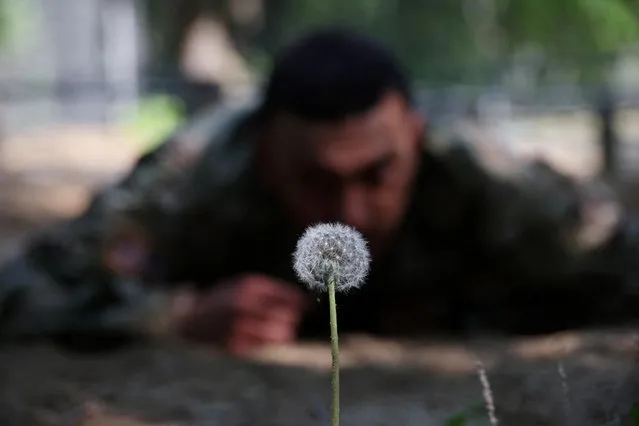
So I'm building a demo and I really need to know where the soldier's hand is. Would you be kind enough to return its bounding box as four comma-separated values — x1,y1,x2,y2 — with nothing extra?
175,274,310,356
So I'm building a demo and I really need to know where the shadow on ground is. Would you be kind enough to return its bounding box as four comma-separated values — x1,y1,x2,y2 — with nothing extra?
1,330,639,426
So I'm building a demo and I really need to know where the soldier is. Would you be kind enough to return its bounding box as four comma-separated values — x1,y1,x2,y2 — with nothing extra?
0,28,634,355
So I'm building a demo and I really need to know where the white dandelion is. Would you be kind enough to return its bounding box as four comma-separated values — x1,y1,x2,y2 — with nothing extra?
293,222,370,293
292,222,371,426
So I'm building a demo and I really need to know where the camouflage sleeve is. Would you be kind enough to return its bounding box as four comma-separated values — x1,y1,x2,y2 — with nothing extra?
428,121,623,282
0,100,257,345
423,121,639,331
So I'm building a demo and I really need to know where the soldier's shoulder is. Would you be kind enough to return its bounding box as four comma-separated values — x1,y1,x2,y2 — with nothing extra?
424,119,526,186
174,98,261,208
170,97,260,156
101,98,260,215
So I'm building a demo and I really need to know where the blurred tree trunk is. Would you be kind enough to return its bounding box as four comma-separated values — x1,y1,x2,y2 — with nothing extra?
142,0,260,113
257,0,290,55
142,0,267,101
143,0,200,71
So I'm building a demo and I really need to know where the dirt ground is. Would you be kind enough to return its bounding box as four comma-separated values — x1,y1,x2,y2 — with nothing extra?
2,112,639,426
2,330,639,426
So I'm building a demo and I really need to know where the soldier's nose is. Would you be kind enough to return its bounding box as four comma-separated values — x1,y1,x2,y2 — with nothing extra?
339,185,370,231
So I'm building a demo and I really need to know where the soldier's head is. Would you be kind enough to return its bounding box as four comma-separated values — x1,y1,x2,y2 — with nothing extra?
256,28,425,255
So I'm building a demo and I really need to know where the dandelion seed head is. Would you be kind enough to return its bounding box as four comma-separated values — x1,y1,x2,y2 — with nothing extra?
293,222,370,293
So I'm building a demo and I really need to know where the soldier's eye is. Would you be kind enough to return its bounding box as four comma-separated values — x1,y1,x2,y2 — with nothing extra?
300,168,335,192
361,159,393,186
362,168,384,185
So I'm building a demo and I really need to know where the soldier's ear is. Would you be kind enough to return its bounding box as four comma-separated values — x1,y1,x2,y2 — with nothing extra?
409,111,427,149
254,124,277,188
418,114,427,137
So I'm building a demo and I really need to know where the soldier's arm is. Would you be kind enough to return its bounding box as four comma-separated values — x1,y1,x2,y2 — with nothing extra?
425,122,639,331
0,142,192,347
0,101,257,347
0,224,181,348
428,122,623,281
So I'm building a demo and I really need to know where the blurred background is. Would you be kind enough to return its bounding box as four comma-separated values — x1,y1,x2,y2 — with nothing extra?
1,0,639,256
2,4,639,423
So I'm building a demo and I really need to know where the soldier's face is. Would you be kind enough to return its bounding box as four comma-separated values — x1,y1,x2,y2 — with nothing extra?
261,91,424,256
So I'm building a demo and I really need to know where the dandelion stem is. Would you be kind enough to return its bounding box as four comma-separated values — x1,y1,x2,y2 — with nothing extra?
328,272,340,426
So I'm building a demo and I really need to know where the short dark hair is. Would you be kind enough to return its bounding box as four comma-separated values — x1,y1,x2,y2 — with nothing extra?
259,27,412,123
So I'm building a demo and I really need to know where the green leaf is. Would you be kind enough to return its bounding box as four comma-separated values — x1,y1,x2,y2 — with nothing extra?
444,402,493,426
122,95,186,154
629,401,639,426
578,0,639,51
0,0,37,51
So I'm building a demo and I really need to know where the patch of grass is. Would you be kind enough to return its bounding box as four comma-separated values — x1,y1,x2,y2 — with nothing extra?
122,95,186,154
445,402,493,426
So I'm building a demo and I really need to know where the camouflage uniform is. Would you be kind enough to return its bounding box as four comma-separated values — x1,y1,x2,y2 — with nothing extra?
0,98,635,347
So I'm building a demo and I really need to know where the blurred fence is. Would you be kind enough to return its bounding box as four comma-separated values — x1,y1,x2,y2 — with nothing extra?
0,79,627,132
0,78,634,155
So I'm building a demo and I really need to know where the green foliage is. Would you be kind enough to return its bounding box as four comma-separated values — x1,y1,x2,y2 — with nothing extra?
444,401,639,426
144,0,639,85
0,0,37,51
629,401,639,426
122,95,186,154
259,0,639,84
444,402,494,426
498,0,639,55
580,0,639,51
259,0,485,83
494,0,639,82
